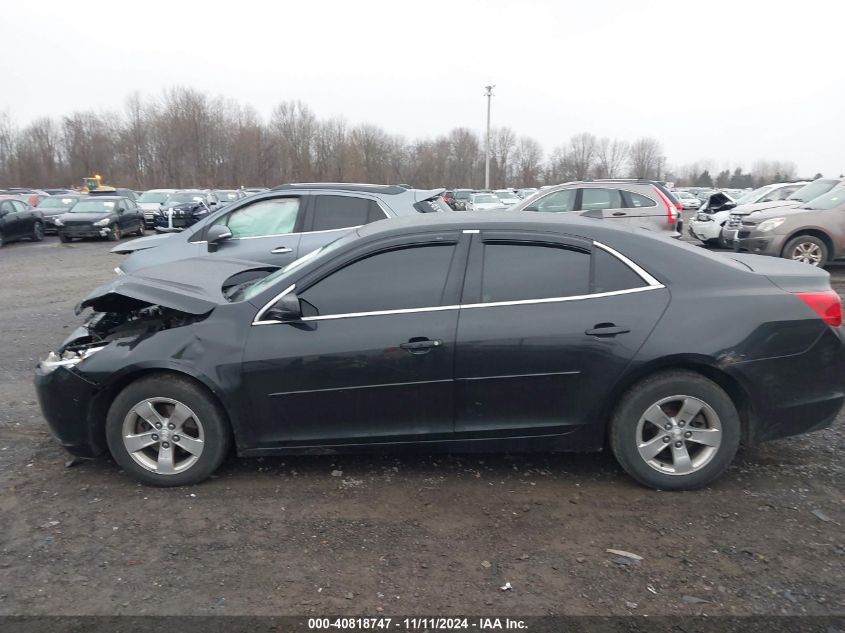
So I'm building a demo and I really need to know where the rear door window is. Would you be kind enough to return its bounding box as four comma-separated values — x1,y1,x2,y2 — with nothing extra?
580,188,623,211
478,242,591,302
311,195,386,232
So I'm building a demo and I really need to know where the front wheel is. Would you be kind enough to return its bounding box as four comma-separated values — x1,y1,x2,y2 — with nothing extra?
109,224,122,241
105,374,231,486
59,232,72,243
610,370,741,490
31,221,44,242
783,235,827,267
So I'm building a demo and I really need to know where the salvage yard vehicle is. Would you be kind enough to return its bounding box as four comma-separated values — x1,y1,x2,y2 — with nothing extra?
674,190,702,210
35,212,845,490
0,196,44,245
112,184,450,274
54,196,145,242
153,190,217,232
466,192,507,211
721,178,845,246
689,182,807,246
137,189,177,227
512,180,682,238
732,188,845,267
35,194,85,233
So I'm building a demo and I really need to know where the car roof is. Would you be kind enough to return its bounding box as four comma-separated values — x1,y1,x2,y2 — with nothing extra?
272,183,408,194
356,210,627,240
80,196,125,201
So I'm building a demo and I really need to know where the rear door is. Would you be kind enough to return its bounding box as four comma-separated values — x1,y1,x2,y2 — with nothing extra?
297,193,388,257
209,195,307,266
453,232,670,445
1,201,25,239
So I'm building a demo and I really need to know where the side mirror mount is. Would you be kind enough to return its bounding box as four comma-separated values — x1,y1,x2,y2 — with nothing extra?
206,224,232,252
265,292,302,322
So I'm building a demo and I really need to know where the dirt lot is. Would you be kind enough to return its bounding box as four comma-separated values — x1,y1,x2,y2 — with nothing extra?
0,228,843,618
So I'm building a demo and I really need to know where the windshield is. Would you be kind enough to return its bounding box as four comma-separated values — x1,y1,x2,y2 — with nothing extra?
37,197,78,209
216,191,239,201
164,193,205,206
473,194,499,204
69,199,116,213
788,180,837,203
801,189,845,211
675,192,692,199
241,234,356,302
138,191,172,203
454,190,471,199
735,185,772,205
496,192,518,200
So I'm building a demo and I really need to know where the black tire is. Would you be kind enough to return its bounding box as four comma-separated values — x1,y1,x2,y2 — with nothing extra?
109,224,122,241
59,232,72,243
136,223,146,236
0,229,4,245
782,235,828,268
30,221,44,242
105,374,232,487
609,370,741,491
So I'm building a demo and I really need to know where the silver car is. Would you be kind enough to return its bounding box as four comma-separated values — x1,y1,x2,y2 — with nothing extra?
732,188,845,267
510,180,682,237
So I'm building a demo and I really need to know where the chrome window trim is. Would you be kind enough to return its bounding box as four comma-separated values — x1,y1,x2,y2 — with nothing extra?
592,240,661,286
251,239,664,325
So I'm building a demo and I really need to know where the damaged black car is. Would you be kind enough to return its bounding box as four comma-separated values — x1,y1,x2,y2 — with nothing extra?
35,213,845,489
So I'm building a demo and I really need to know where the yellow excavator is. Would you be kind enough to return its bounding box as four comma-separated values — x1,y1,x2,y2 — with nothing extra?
81,175,116,193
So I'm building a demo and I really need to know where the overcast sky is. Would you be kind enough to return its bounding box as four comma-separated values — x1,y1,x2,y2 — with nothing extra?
3,0,843,178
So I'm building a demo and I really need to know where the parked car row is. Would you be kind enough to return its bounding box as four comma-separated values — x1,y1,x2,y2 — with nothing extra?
687,178,845,266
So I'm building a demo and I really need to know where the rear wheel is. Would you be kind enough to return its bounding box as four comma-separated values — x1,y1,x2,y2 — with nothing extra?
105,374,231,487
30,221,44,242
783,235,827,267
610,370,740,490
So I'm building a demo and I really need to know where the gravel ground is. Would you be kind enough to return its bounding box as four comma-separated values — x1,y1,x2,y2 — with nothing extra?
0,226,843,617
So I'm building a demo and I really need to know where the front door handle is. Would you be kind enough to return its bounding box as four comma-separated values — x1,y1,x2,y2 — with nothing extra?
399,338,442,354
612,211,627,216
585,323,630,337
271,246,292,254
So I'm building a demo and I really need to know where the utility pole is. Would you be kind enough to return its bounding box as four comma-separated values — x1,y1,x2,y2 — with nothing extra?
484,84,495,190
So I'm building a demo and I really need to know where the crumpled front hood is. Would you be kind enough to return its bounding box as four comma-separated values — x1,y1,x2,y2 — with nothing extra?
732,200,800,216
61,212,112,223
743,206,815,224
76,257,279,315
110,231,177,253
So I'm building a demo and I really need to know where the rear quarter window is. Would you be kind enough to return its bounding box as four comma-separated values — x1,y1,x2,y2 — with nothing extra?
592,247,647,293
625,192,658,208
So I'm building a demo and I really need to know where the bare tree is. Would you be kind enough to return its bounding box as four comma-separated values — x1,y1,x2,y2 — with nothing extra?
628,137,664,179
594,137,629,179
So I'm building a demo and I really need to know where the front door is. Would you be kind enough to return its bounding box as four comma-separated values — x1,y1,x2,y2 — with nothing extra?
241,234,467,447
454,232,669,443
210,195,307,267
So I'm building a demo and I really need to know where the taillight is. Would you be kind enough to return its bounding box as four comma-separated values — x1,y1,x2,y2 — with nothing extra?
795,291,842,326
652,186,678,224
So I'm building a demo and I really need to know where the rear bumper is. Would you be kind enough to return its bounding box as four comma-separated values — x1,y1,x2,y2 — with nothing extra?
689,219,720,242
34,366,106,458
732,327,845,443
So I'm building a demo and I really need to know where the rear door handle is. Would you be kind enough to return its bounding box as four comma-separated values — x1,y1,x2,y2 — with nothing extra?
399,338,442,354
271,246,292,254
585,323,630,337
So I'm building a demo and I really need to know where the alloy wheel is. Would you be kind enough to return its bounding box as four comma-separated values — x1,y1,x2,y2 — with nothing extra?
790,242,822,266
635,395,722,476
121,398,205,475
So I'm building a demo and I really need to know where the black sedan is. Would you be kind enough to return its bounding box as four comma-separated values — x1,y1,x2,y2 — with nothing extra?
54,196,145,242
35,194,85,233
0,195,44,245
34,213,845,489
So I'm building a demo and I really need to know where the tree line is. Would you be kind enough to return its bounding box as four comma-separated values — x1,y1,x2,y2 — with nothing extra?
0,87,818,190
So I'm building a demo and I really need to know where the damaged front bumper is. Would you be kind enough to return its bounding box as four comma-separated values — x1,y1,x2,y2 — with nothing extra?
34,364,106,458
